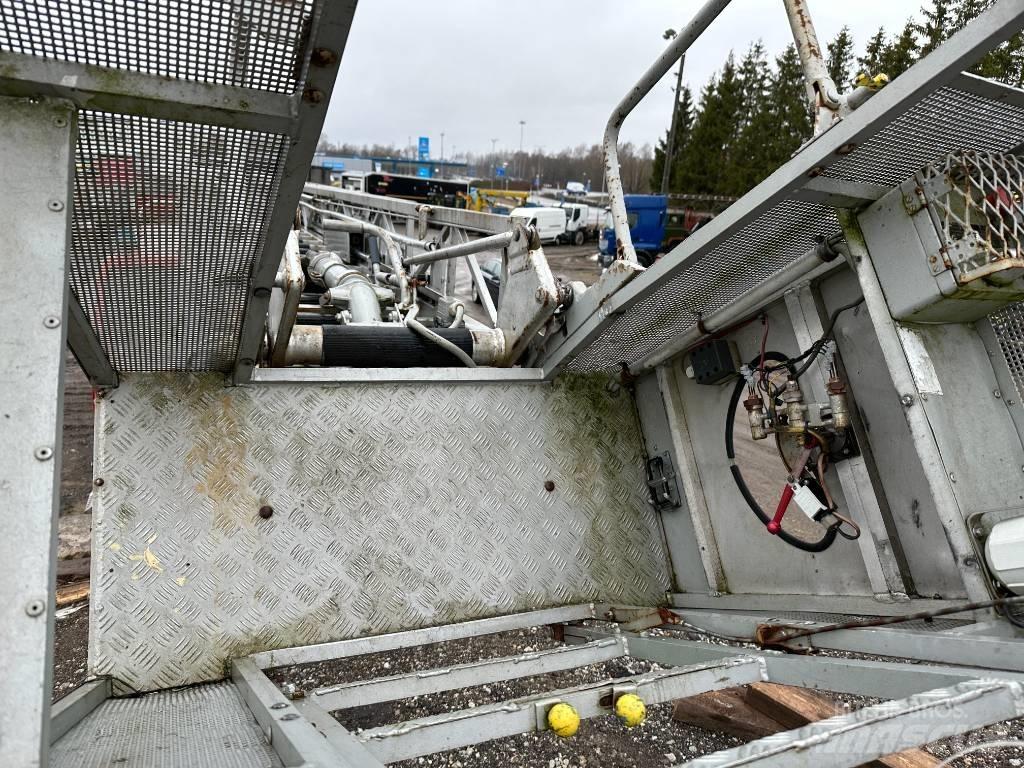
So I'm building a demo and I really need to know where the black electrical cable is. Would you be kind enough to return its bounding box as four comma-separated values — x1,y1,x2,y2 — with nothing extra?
761,297,865,381
726,351,839,553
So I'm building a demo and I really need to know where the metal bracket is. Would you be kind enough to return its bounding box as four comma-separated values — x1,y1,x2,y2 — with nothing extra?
646,452,682,510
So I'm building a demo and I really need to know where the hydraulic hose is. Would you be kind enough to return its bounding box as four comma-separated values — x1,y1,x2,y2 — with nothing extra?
405,306,477,368
726,351,838,553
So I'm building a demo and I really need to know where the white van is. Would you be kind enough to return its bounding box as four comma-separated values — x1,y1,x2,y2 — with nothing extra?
510,207,567,245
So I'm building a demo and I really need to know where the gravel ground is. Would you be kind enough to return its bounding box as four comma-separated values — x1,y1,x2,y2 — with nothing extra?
53,602,90,702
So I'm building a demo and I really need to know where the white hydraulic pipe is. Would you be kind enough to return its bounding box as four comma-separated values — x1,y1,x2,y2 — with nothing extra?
602,0,733,265
404,231,515,267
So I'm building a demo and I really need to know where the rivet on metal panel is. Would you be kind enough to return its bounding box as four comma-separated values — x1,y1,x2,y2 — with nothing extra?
258,505,274,519
94,478,105,487
807,166,825,178
24,600,44,617
302,88,325,104
836,143,857,155
53,116,67,128
43,315,60,328
900,394,915,407
544,480,556,492
950,472,957,483
47,199,63,212
253,287,271,299
994,389,1002,398
270,702,288,710
311,48,338,67
33,446,53,461
279,713,300,721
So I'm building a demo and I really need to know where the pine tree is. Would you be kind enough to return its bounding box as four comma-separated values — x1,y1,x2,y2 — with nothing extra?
826,26,856,90
765,44,813,171
727,42,774,194
917,0,955,55
677,54,745,195
955,0,1024,85
858,27,888,75
879,21,920,78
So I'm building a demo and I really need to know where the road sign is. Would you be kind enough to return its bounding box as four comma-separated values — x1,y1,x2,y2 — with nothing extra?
417,166,430,178
418,136,429,161
496,167,505,178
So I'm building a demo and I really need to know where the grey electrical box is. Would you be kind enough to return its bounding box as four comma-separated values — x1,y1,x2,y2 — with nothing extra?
860,150,1024,323
691,339,737,385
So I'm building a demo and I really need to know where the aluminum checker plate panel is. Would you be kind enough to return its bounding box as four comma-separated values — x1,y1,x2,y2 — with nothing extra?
89,373,669,690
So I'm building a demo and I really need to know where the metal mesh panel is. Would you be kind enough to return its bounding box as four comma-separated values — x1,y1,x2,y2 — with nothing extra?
990,302,1024,398
922,150,1024,280
825,87,1024,187
50,682,282,768
69,111,288,371
0,0,314,93
567,201,836,373
567,84,1024,373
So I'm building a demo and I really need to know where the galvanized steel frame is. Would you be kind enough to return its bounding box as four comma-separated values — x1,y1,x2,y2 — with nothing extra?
0,95,76,768
539,0,1024,377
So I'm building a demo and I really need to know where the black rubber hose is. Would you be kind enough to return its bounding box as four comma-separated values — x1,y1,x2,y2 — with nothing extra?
725,351,838,553
322,325,474,367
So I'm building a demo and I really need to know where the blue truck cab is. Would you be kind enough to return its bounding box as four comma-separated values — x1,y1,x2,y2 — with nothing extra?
599,194,667,268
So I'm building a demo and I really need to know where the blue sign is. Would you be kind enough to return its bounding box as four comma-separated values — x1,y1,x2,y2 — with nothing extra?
495,167,506,178
416,166,430,178
418,136,430,161
321,158,344,170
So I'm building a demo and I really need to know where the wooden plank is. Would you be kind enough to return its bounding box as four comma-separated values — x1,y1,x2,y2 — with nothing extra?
56,581,90,607
674,683,938,768
746,683,938,768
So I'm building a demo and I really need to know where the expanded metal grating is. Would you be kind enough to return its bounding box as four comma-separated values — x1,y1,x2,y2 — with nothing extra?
69,110,288,371
0,0,315,93
825,86,1024,187
991,302,1024,398
49,682,282,768
566,82,1024,374
567,201,837,373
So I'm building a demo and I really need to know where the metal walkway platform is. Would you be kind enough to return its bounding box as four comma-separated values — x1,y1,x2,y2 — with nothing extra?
50,682,281,768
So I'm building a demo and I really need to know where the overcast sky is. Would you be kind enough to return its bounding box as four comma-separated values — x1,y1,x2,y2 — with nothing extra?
323,1,927,157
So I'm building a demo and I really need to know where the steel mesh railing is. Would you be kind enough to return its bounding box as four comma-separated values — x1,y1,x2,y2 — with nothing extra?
0,0,315,93
69,111,289,371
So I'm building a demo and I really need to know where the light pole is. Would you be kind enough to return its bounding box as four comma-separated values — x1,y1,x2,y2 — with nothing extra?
491,138,498,155
440,131,445,167
518,120,525,178
660,29,685,195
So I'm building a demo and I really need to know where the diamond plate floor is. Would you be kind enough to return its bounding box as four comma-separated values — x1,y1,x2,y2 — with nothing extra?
49,682,281,768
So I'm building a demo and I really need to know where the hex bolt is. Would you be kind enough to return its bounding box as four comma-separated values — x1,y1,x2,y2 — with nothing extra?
302,88,325,104
259,505,274,519
47,199,64,212
310,47,338,66
34,446,53,461
43,315,61,329
973,526,985,537
544,480,555,492
900,394,914,407
24,600,44,617
994,389,1002,398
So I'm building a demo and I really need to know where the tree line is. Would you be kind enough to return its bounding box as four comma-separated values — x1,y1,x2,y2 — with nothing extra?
651,0,1024,197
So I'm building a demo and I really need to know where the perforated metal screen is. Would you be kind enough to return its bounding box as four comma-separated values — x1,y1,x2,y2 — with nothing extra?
565,82,1024,374
69,111,289,371
0,0,315,93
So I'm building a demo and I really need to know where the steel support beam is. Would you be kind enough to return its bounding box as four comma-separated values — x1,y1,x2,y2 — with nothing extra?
567,627,1024,699
232,658,355,768
0,50,296,133
249,604,595,669
664,608,1024,672
670,591,967,616
310,637,627,712
0,95,75,768
358,657,768,764
66,292,117,387
686,680,1024,768
293,699,386,768
232,2,357,384
49,679,111,745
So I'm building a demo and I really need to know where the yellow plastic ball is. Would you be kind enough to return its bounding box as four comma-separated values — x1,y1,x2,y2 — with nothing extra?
615,693,646,727
547,702,580,738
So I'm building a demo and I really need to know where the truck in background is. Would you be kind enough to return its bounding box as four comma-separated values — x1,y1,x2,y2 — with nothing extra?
598,193,732,268
510,206,567,244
